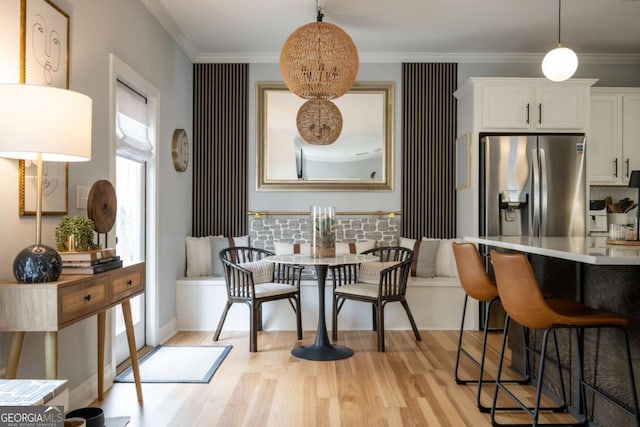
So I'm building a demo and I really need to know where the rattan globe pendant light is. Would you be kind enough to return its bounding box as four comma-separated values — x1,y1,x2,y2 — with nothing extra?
296,99,343,145
280,6,359,100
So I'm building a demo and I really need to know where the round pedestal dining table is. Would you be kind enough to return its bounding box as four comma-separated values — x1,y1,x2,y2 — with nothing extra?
265,253,377,361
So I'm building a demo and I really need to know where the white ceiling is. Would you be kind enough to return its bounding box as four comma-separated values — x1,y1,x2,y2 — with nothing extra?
141,0,640,63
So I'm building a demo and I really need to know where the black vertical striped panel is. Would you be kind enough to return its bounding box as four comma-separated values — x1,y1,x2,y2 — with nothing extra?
192,64,248,237
402,63,457,239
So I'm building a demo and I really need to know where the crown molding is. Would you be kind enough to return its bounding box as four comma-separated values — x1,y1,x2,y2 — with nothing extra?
195,51,640,64
141,0,199,61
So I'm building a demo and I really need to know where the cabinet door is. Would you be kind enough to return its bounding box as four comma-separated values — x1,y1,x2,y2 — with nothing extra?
536,86,584,130
589,95,621,184
623,95,640,181
482,86,531,129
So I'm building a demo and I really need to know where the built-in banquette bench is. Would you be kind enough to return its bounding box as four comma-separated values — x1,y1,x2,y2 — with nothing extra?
176,216,477,332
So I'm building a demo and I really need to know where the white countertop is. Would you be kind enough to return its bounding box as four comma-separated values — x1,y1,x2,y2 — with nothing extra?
465,236,640,265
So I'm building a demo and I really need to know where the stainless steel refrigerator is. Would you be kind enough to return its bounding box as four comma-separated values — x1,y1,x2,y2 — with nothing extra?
480,134,587,238
478,134,587,329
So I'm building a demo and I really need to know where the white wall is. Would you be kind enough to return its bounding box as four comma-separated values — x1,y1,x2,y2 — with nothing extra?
0,0,192,406
248,63,402,212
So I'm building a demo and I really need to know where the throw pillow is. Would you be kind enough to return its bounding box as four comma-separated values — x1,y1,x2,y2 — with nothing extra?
210,235,250,277
423,237,462,277
185,236,213,277
335,240,376,255
399,237,439,278
239,259,274,284
359,261,399,285
273,242,310,256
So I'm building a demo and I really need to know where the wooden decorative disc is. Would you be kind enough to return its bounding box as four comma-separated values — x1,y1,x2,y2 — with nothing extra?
87,180,117,233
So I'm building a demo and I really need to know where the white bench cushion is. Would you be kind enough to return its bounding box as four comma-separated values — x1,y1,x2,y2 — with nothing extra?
335,283,378,298
254,282,298,298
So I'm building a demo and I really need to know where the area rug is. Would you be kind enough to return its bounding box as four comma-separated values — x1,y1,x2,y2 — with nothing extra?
115,345,232,383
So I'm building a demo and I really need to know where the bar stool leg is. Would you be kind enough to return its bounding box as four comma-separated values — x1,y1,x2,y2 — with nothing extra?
619,326,640,426
490,316,511,425
454,294,470,384
532,328,552,426
551,329,569,411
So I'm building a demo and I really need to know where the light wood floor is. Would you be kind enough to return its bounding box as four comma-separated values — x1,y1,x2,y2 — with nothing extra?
92,329,580,426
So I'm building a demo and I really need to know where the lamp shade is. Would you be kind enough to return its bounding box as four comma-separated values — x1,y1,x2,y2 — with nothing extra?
629,170,640,188
280,19,359,100
296,99,343,145
542,45,578,82
0,84,92,162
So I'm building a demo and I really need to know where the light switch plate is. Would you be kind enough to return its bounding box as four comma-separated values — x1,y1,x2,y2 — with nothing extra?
77,185,90,209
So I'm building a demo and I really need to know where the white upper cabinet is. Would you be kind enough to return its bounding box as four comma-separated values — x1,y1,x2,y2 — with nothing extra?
589,89,640,185
623,95,640,181
480,79,591,131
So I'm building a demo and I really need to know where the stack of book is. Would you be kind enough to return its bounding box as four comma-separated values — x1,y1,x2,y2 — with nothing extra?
60,248,122,275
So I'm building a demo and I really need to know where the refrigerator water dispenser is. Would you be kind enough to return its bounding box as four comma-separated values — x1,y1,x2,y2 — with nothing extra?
499,190,528,236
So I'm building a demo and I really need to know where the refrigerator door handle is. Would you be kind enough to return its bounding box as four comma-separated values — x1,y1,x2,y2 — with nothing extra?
539,148,548,235
531,148,540,236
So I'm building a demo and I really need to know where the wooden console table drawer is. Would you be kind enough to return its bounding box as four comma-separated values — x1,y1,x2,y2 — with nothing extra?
111,265,144,303
59,277,108,326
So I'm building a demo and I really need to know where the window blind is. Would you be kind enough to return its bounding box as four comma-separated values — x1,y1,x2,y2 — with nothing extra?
116,80,153,162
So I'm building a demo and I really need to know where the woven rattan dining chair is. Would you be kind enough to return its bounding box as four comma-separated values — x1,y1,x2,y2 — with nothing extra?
330,246,421,352
214,247,303,352
452,242,530,412
490,250,640,426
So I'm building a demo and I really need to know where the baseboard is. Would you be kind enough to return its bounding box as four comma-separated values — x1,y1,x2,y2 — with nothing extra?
158,316,178,344
69,364,114,410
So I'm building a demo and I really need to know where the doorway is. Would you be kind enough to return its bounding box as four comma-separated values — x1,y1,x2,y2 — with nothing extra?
110,54,159,367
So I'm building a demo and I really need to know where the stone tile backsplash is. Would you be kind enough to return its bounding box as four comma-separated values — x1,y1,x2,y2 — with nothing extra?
249,217,400,250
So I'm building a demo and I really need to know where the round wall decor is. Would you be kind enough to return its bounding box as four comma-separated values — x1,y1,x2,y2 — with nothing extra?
172,128,189,172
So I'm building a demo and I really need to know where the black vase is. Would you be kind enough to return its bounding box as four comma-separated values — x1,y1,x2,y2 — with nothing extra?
13,244,62,283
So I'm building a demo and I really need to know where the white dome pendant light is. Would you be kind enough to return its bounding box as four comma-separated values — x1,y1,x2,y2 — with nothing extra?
542,0,578,82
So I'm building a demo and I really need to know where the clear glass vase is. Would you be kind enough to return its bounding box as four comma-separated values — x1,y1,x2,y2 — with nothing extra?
310,206,336,257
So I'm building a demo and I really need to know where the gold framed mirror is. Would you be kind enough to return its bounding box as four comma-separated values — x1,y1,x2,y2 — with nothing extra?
256,82,394,191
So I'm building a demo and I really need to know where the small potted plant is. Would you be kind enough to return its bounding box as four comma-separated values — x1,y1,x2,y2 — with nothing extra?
55,216,99,252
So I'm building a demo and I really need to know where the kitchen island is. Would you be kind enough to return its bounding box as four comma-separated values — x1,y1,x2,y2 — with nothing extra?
466,236,640,427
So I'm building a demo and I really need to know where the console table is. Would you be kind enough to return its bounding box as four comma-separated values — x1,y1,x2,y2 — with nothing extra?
0,262,145,402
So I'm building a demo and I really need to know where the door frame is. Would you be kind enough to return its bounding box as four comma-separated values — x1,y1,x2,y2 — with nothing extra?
108,53,160,366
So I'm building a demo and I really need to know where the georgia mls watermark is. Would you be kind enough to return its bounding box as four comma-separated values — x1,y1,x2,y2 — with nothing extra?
0,406,64,427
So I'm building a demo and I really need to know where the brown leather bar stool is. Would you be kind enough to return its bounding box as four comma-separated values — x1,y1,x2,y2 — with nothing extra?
452,242,530,412
490,250,640,427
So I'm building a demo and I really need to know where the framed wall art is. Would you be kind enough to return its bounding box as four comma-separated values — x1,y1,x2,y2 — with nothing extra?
19,160,69,216
20,0,70,88
19,0,70,216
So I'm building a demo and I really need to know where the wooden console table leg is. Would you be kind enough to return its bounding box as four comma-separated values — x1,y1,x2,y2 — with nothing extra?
97,311,106,401
122,300,143,402
44,331,58,379
6,332,25,378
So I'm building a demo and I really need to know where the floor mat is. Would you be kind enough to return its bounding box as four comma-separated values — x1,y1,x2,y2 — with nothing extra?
115,345,232,383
